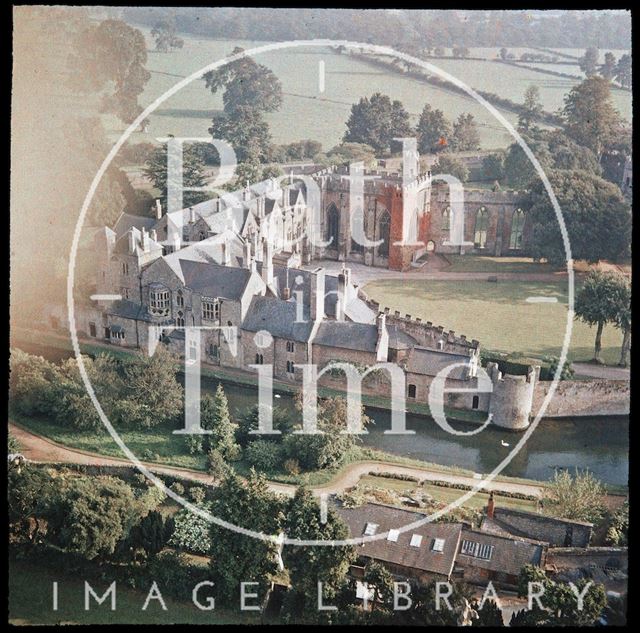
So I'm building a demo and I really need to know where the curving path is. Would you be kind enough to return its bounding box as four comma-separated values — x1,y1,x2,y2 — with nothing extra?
9,422,544,498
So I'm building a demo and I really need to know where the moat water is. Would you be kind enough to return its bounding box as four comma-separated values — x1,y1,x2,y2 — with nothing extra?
16,342,629,487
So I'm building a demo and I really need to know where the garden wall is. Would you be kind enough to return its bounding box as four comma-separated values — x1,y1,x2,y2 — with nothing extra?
532,380,630,418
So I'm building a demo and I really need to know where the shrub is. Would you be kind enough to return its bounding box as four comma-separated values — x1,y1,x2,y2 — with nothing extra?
189,486,206,504
283,458,301,475
169,482,185,496
169,503,212,554
245,440,283,473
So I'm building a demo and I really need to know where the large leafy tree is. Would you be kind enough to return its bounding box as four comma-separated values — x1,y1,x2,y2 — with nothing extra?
613,280,631,367
208,471,284,601
614,54,631,89
599,52,617,81
236,404,293,447
343,93,413,155
578,46,599,77
151,18,184,52
517,85,543,133
562,76,622,158
471,598,504,626
526,170,631,266
115,346,184,428
434,155,469,182
144,142,210,209
69,19,151,123
543,469,606,523
281,487,356,619
45,475,147,561
574,271,631,363
450,113,480,151
416,104,451,154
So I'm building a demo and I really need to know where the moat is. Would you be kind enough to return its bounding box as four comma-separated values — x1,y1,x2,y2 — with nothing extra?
15,342,630,487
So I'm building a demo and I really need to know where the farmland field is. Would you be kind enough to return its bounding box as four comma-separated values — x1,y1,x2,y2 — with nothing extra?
363,278,624,365
109,28,631,152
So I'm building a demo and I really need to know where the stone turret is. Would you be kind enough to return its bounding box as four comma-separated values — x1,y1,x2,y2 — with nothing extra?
487,362,538,430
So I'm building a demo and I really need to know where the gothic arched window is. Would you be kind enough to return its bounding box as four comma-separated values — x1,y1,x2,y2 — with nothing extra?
378,212,391,257
509,208,525,250
326,204,340,248
474,207,489,249
176,311,185,327
176,290,184,308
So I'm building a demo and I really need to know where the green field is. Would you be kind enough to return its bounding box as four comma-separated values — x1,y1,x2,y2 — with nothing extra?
443,255,557,274
364,278,623,365
9,560,258,625
106,28,631,152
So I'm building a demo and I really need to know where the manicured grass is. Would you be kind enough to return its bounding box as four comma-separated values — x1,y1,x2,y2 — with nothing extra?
9,559,259,625
364,278,623,366
443,255,557,274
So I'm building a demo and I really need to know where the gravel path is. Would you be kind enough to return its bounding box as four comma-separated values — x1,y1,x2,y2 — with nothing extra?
9,422,543,498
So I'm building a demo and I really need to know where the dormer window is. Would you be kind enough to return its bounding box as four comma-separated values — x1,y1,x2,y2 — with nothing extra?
149,286,170,316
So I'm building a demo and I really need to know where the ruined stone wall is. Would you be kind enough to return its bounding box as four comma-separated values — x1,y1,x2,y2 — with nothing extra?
532,379,630,418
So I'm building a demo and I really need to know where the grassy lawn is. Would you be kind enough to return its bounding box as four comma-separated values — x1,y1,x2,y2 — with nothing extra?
443,255,557,274
9,560,259,625
364,279,623,366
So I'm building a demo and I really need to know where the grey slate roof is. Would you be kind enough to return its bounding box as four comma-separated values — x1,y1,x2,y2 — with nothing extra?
457,527,545,577
406,346,472,379
387,325,419,350
314,321,379,353
107,299,153,322
113,213,156,238
241,295,315,342
335,502,462,577
179,260,252,300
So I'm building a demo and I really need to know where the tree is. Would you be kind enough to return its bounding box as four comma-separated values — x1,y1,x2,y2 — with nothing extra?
151,18,184,52
526,170,631,266
613,280,631,367
543,469,606,523
282,487,356,619
69,19,151,123
169,503,212,554
605,500,629,546
416,104,451,154
283,396,371,471
614,54,631,89
575,271,631,363
452,46,470,58
562,76,621,158
325,142,377,166
210,105,274,166
208,471,284,601
202,385,241,460
600,52,617,81
45,476,147,561
130,510,166,557
499,48,509,60
144,143,210,209
116,347,184,428
518,86,543,133
204,47,283,114
236,404,293,447
481,154,504,181
434,155,469,182
450,113,480,151
471,598,504,626
578,47,599,77
245,439,284,472
343,93,413,155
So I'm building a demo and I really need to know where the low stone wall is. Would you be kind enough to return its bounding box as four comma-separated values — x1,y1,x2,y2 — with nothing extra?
532,380,630,418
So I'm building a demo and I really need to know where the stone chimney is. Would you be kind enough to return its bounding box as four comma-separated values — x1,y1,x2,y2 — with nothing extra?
243,241,252,270
282,287,291,300
171,232,181,253
310,267,325,322
487,491,495,519
150,229,158,242
256,196,265,219
336,271,347,321
222,239,231,267
155,199,162,220
375,312,389,362
141,227,150,253
261,239,274,287
189,207,196,224
128,229,136,254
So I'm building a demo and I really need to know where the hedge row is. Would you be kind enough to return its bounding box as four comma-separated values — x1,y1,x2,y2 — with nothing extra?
422,478,539,501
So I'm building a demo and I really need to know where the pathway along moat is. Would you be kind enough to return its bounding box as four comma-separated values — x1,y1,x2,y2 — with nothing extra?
16,342,629,487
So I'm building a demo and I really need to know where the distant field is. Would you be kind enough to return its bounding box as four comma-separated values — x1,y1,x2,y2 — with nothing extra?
443,255,557,274
109,28,631,153
363,278,623,365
